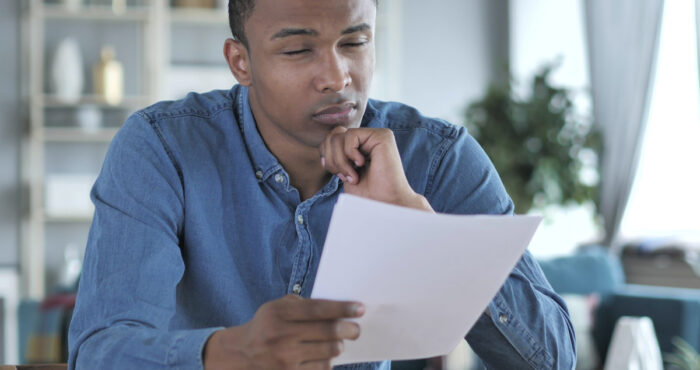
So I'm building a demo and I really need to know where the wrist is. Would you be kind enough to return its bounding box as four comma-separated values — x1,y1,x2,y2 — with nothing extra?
203,325,250,370
400,192,434,212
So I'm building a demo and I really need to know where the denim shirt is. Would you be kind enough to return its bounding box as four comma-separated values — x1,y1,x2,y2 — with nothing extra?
68,85,576,369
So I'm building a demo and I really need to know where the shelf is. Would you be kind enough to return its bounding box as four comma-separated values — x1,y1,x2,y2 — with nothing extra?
42,94,150,109
42,4,150,22
168,7,228,24
44,127,120,142
44,214,93,223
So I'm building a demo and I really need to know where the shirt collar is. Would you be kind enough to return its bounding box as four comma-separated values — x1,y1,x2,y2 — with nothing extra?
235,85,283,181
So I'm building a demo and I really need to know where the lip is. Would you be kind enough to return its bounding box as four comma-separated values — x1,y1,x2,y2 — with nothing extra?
312,102,356,125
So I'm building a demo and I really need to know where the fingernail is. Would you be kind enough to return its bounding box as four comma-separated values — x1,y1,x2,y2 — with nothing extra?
337,173,347,182
346,175,354,184
350,323,361,337
321,157,326,167
352,303,365,316
354,160,361,167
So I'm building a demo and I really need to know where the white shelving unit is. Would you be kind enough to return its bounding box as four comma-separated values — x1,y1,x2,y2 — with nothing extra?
18,0,231,300
19,0,156,300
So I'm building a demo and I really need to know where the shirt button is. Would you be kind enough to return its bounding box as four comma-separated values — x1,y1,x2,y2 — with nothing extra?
292,283,302,295
499,313,508,324
274,173,285,183
296,214,304,225
255,170,263,179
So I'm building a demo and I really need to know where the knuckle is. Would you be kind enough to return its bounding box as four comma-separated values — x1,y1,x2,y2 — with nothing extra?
261,331,279,347
379,128,394,139
267,321,284,338
327,322,340,339
260,300,274,312
273,345,296,368
310,302,324,318
329,133,345,146
329,340,343,356
273,356,290,369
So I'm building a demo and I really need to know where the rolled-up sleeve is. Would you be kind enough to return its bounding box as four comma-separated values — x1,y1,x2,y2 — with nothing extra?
467,252,576,369
68,113,221,370
427,126,576,369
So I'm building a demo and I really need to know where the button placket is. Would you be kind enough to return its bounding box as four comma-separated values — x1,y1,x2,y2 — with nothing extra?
289,206,312,297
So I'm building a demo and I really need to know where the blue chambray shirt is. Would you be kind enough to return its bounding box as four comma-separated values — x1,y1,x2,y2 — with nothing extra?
68,85,576,369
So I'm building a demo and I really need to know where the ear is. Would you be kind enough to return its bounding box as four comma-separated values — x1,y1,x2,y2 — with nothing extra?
224,38,252,86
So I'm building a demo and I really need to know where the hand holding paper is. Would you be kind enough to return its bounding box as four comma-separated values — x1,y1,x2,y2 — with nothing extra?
311,194,541,365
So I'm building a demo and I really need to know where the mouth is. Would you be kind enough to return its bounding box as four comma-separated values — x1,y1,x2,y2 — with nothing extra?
312,102,357,125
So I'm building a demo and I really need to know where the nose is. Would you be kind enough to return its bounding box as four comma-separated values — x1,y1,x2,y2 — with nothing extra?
314,49,351,93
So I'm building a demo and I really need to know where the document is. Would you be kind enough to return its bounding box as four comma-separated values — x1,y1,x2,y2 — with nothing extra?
310,194,542,365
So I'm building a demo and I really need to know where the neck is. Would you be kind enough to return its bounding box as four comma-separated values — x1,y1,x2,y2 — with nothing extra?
254,122,331,201
274,139,331,200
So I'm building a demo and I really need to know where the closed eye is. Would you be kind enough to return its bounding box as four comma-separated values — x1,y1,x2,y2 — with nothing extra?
343,41,367,48
283,49,310,56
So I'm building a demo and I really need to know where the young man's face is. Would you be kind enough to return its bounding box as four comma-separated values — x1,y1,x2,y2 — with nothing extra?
239,0,376,149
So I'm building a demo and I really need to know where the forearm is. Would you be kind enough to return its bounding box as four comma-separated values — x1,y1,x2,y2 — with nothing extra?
466,252,576,369
70,324,221,370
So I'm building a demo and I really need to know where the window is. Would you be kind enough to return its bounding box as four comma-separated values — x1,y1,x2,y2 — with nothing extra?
619,0,700,239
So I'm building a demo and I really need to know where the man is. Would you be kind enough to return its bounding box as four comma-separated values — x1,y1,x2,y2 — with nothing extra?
68,0,576,369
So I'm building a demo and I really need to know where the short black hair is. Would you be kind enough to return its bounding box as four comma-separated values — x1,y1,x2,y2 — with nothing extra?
228,0,256,49
228,0,378,49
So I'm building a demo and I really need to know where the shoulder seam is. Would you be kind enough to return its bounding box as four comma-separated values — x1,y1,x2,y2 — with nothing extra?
141,102,233,121
135,111,186,196
387,119,460,139
424,132,459,200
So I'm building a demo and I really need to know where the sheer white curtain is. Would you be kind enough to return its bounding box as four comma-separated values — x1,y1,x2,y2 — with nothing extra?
619,0,700,240
584,0,664,245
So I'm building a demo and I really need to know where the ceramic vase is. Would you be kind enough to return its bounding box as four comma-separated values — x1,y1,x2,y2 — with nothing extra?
51,37,84,104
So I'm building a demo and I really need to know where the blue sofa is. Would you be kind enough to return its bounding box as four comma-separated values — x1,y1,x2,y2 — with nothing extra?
538,246,700,362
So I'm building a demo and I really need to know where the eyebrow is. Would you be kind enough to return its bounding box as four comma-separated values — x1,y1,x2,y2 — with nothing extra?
342,23,371,35
270,23,371,40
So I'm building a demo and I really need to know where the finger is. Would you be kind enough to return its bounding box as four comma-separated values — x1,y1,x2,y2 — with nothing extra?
297,340,344,363
320,126,359,182
318,126,347,168
343,130,366,169
294,320,361,341
319,126,343,172
353,128,396,158
318,140,326,168
329,133,359,183
281,298,364,321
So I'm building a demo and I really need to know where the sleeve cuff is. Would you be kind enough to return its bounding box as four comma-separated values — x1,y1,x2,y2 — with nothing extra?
487,294,554,369
167,327,224,370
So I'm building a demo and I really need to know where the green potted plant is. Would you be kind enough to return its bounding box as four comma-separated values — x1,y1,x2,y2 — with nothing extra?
665,337,700,370
465,63,602,215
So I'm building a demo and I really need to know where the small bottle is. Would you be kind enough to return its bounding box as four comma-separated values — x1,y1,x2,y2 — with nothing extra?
93,45,124,105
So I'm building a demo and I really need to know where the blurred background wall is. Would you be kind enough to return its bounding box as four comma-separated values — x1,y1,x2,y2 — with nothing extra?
395,0,509,125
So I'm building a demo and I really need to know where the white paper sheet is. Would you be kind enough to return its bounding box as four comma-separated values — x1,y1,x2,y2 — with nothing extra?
310,194,542,365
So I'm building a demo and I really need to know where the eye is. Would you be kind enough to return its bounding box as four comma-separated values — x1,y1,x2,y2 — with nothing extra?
343,41,368,48
283,49,311,56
